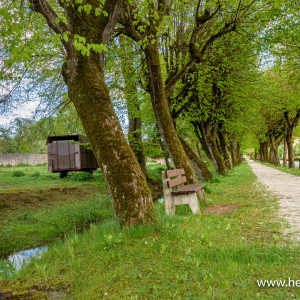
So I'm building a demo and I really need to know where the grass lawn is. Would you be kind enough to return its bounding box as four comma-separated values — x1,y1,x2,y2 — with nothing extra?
1,162,299,299
257,161,300,177
0,164,112,257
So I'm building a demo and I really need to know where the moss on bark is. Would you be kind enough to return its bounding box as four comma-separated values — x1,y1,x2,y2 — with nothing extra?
217,129,232,170
229,136,238,167
179,136,214,180
144,44,198,185
64,53,154,225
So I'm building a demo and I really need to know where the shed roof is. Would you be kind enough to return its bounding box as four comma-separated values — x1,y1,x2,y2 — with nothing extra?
46,135,88,145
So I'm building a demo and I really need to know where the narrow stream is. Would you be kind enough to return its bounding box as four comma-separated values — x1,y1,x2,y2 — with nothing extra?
0,246,48,276
0,195,165,277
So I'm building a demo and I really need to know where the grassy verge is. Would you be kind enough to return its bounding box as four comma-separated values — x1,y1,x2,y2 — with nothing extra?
257,161,300,177
0,164,111,256
1,162,299,299
0,163,167,257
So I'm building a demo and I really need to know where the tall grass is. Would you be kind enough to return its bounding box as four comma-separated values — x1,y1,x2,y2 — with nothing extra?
1,163,299,299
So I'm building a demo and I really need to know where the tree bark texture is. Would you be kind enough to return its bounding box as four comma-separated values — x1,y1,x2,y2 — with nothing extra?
283,136,287,166
119,36,147,178
268,133,282,166
179,136,214,180
284,110,300,169
144,44,199,185
194,121,226,175
286,134,295,168
193,122,218,171
229,136,238,167
217,128,232,170
236,142,242,165
29,0,154,225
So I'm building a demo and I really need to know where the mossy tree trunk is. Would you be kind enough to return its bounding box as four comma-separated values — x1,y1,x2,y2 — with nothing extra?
217,126,232,170
29,0,154,225
284,110,300,169
119,36,147,178
263,142,269,163
179,136,214,180
237,142,242,165
269,132,283,166
229,136,238,167
143,44,199,185
193,121,219,172
283,136,287,166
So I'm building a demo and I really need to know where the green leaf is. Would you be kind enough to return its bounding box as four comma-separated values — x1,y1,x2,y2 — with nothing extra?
63,32,68,42
102,11,108,17
55,18,60,24
95,8,100,16
4,60,11,68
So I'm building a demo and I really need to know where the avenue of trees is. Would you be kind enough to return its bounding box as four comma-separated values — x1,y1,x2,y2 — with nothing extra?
1,0,300,225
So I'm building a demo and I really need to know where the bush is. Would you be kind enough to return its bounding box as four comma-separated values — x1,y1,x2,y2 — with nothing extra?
73,172,92,182
30,171,40,177
12,170,25,177
36,163,47,167
16,163,31,167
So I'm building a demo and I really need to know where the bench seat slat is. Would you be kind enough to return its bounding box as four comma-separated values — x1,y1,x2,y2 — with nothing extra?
165,168,185,178
171,183,206,195
167,176,186,188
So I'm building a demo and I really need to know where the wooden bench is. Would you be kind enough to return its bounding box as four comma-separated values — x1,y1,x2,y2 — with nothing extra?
162,169,206,215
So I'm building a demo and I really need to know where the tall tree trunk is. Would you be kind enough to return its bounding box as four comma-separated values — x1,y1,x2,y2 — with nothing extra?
119,36,147,178
193,122,218,171
229,136,238,167
283,136,287,166
284,110,300,169
217,127,232,170
236,142,242,164
286,134,295,168
207,131,227,175
64,54,154,225
30,0,154,226
144,44,199,185
260,141,268,163
269,133,282,166
179,136,214,180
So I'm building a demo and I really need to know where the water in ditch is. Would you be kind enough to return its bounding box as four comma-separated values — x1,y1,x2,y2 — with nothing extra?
0,246,48,277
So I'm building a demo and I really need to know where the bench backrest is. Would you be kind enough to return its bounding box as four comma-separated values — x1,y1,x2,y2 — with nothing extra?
165,169,186,188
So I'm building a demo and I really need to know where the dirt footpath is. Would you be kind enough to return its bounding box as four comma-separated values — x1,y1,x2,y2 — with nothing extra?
248,161,300,238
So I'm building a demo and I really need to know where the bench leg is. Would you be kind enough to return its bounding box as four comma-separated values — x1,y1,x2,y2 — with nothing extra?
165,200,175,215
188,193,201,215
197,189,206,203
162,171,175,215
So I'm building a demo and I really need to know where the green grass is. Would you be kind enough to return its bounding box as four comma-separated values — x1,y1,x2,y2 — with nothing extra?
0,164,109,256
1,162,299,299
0,195,114,256
258,161,300,177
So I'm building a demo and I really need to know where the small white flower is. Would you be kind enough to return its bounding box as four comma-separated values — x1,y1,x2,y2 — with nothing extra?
145,242,148,244
104,293,108,296
242,237,244,239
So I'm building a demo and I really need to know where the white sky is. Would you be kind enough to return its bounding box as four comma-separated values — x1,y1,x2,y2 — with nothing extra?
0,101,39,126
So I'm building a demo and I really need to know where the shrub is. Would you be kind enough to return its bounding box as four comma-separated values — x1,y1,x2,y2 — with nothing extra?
36,163,47,167
73,172,92,182
16,163,31,167
12,170,25,177
30,171,40,177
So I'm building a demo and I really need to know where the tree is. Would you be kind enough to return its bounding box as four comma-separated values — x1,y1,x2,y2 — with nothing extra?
1,0,154,225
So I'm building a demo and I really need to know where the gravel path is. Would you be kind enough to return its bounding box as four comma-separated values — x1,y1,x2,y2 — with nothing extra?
248,160,300,238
